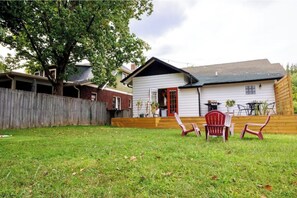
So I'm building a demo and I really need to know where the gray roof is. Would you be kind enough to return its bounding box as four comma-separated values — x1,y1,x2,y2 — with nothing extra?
68,65,131,83
68,65,93,82
181,59,286,87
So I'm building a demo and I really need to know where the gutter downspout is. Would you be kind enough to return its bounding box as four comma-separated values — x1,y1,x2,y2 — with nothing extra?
6,74,16,90
197,87,201,116
74,85,80,98
101,71,118,90
101,81,109,90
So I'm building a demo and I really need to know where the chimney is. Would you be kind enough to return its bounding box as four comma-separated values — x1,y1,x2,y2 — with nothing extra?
131,63,137,71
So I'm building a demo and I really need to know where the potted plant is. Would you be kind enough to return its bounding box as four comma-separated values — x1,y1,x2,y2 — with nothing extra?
150,101,159,117
136,99,143,117
261,101,269,115
225,99,235,113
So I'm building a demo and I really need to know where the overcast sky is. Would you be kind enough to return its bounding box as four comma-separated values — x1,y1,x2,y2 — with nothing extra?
130,0,297,68
1,0,296,69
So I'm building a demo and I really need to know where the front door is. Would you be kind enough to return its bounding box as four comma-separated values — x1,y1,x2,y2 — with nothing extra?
167,87,178,116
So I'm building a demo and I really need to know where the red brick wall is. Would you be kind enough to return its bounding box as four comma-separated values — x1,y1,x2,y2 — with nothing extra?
80,86,132,110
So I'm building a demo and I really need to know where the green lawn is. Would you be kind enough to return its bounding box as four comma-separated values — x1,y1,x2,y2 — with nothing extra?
0,126,297,197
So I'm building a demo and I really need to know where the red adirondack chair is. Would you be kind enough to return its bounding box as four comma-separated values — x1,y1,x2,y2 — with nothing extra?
204,110,230,142
174,113,201,137
240,114,271,140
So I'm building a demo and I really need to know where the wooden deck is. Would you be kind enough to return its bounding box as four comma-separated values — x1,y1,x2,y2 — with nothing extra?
112,115,297,134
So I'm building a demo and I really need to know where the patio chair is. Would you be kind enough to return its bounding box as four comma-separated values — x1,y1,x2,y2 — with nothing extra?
240,113,271,140
225,112,235,136
174,113,201,137
204,110,229,142
267,102,276,114
237,104,249,115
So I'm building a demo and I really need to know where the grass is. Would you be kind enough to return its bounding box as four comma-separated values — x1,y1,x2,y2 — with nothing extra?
0,126,297,197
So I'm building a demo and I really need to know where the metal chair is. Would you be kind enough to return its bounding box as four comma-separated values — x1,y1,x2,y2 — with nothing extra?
237,104,249,115
267,102,276,114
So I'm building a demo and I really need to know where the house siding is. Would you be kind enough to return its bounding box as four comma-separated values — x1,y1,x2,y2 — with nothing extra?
107,71,132,93
133,73,187,117
200,80,276,116
80,86,132,110
178,88,199,116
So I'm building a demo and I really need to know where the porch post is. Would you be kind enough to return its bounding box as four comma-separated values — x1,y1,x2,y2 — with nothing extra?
197,87,201,116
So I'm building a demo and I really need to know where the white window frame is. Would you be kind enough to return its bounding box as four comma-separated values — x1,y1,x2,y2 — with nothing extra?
112,96,121,110
34,71,40,76
149,88,158,103
91,92,97,101
49,69,57,79
245,85,256,95
129,99,132,108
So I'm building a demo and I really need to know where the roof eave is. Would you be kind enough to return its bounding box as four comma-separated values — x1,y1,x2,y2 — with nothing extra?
120,57,199,84
179,76,284,88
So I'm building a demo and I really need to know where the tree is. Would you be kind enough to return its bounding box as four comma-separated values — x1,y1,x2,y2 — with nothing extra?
291,72,297,113
286,64,297,113
0,0,152,95
0,54,23,72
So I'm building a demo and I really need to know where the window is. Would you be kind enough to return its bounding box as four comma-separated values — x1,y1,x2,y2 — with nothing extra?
122,72,128,80
245,85,256,95
34,71,45,77
91,92,97,101
129,99,132,108
149,88,158,103
49,69,56,79
112,96,121,110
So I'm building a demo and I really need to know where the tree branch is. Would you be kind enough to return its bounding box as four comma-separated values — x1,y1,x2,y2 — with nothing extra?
41,11,59,59
20,20,56,85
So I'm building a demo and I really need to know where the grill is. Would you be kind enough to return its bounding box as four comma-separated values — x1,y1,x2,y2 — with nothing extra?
205,100,221,112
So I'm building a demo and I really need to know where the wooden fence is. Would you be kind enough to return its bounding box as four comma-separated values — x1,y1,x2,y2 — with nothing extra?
112,115,297,134
0,88,108,129
274,75,294,115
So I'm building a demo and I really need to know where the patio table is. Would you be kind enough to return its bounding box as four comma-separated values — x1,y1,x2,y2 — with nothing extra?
246,102,262,115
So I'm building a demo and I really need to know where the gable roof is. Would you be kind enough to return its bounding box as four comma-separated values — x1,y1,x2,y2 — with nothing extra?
181,59,286,87
68,64,131,84
121,57,198,86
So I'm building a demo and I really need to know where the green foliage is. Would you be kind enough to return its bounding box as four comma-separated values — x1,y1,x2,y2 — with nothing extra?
150,101,159,115
290,72,297,114
150,101,159,109
0,126,296,197
225,99,235,107
136,98,143,116
286,63,297,75
0,54,23,72
0,0,153,94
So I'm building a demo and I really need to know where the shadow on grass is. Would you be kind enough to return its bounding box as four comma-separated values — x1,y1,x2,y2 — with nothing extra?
239,137,264,141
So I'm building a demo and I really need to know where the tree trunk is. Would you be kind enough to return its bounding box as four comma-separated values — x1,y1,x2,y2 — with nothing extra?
53,79,64,96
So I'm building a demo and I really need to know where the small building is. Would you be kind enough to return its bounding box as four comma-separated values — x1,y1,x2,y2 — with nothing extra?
121,57,286,117
0,71,53,94
0,64,133,116
63,64,133,115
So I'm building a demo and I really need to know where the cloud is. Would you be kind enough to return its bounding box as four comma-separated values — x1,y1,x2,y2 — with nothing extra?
130,0,197,38
133,0,297,67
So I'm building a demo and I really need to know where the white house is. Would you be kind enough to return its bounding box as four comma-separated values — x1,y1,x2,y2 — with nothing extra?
121,57,286,117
